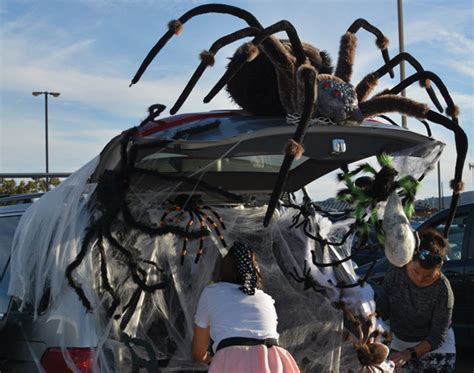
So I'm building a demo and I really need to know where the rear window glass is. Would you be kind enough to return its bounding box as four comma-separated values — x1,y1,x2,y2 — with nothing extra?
0,215,21,279
137,153,309,173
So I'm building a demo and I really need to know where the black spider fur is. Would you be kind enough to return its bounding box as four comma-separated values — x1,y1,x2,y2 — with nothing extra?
66,117,237,315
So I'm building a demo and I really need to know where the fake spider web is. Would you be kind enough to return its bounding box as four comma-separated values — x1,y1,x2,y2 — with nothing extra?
8,135,443,372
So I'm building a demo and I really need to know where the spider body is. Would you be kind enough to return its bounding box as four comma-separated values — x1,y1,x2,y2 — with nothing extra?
226,39,334,117
343,309,390,373
160,194,227,264
354,342,389,373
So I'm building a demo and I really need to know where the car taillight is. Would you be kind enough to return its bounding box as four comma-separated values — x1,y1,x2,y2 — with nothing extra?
40,347,94,373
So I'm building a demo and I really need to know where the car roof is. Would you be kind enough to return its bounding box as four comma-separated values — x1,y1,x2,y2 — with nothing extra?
0,193,43,215
92,111,442,194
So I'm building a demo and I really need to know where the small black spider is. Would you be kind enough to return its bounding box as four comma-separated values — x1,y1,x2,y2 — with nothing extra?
289,260,325,293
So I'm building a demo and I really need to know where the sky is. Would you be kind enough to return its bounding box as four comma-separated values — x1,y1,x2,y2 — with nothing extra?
0,0,473,201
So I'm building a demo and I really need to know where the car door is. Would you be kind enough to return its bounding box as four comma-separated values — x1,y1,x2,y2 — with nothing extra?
462,205,474,345
0,213,22,332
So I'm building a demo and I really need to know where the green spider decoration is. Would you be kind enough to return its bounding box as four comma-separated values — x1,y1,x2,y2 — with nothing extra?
337,153,419,248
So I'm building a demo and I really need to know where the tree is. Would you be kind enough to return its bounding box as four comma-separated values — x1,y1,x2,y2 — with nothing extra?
0,178,61,195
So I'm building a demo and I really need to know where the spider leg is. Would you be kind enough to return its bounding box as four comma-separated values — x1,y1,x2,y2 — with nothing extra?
305,223,355,249
196,209,227,248
424,110,467,237
119,262,163,330
302,259,310,276
202,205,227,230
335,259,377,288
203,19,309,110
65,226,97,311
194,211,208,263
338,163,377,181
138,103,167,127
121,199,209,239
97,232,121,318
120,287,143,331
310,248,353,268
294,218,308,230
365,313,377,343
289,211,302,228
335,18,393,83
342,306,365,343
104,227,167,292
263,63,317,226
288,267,305,283
355,52,443,112
359,92,467,236
170,26,262,115
386,71,457,119
180,212,194,265
130,4,264,86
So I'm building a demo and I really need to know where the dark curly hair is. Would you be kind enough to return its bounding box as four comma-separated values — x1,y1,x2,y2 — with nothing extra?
220,245,262,290
414,228,449,269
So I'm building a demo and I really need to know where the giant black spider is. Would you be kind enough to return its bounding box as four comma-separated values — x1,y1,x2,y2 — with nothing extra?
160,193,227,264
66,127,239,315
129,3,467,236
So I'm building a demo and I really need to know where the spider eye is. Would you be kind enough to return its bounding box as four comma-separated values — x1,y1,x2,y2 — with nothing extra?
322,81,331,90
332,89,342,98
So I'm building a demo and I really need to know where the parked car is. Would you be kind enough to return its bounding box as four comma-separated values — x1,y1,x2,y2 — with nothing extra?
356,203,474,348
0,193,97,373
0,112,452,371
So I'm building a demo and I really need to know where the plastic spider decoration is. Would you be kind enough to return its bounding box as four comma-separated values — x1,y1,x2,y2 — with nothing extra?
129,3,467,233
289,260,325,293
160,194,227,264
336,153,419,249
342,309,390,373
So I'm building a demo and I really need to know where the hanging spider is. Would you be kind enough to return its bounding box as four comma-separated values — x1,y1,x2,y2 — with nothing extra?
289,260,326,293
285,195,316,230
336,152,421,250
341,308,390,373
129,4,466,237
160,194,227,264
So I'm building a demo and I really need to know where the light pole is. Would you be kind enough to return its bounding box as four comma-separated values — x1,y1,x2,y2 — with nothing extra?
470,163,474,192
397,0,407,128
32,91,60,190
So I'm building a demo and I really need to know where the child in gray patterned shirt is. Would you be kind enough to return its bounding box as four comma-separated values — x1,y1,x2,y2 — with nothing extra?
376,228,456,373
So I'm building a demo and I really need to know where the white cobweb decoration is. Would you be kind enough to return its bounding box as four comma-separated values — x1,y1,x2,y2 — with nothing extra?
8,135,443,372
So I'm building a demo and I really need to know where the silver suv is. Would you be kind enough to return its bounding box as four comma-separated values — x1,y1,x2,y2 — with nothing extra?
0,111,449,372
0,194,97,373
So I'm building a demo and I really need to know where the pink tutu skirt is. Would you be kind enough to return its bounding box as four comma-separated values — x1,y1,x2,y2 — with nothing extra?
208,345,300,373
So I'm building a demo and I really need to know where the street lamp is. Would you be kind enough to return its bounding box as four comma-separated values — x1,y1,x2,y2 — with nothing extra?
32,91,61,190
